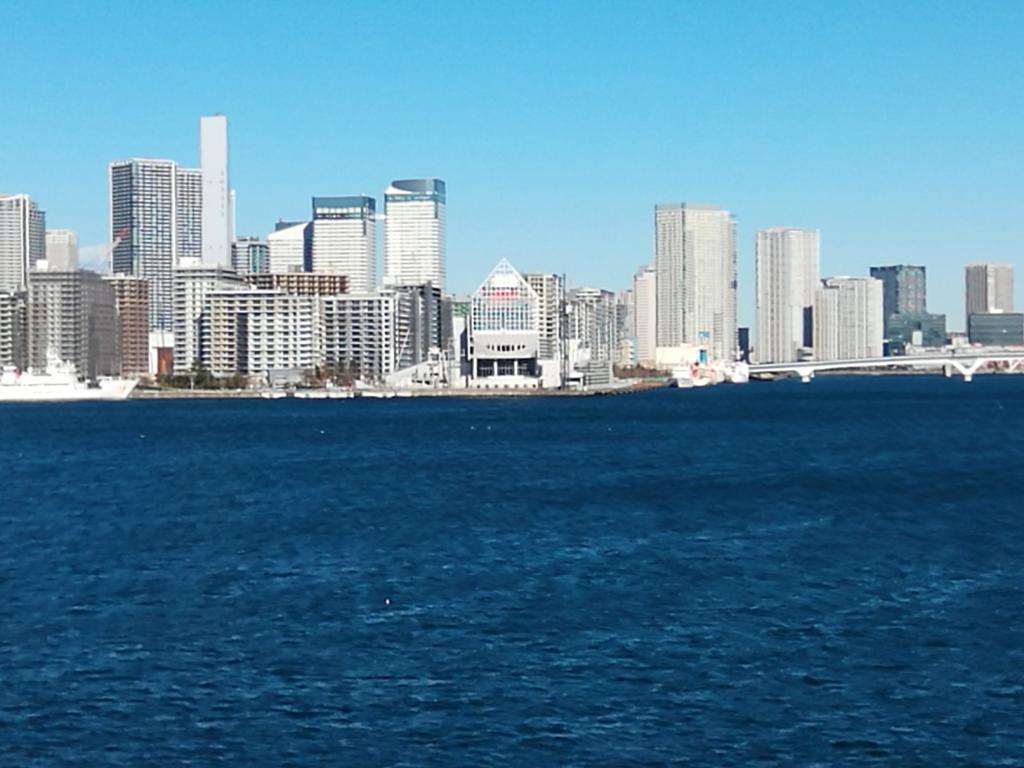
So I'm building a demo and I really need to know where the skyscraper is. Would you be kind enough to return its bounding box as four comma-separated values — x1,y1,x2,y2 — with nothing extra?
232,236,270,275
0,193,46,292
869,265,927,317
200,116,231,268
383,179,446,289
109,159,202,330
267,221,311,274
655,203,736,361
45,229,79,271
965,263,1013,316
813,276,884,360
524,272,564,361
756,228,819,363
632,265,657,368
311,196,376,291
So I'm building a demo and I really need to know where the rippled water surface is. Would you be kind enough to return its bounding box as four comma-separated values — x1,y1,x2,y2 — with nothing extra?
3,376,1024,766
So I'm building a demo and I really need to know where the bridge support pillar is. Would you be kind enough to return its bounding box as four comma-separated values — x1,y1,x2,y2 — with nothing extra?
797,369,814,383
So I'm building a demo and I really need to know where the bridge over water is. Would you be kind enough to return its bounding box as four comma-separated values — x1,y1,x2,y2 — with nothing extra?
749,351,1024,383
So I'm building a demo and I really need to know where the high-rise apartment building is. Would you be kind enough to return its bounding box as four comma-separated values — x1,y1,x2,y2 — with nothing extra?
965,263,1013,317
232,236,269,275
200,116,231,268
27,270,120,377
105,275,150,376
172,260,245,372
632,265,657,367
109,159,202,331
311,196,376,291
267,221,311,274
0,194,46,292
0,291,28,368
45,229,79,271
203,290,320,378
756,228,819,363
655,203,737,362
525,273,564,361
813,276,884,361
383,179,446,289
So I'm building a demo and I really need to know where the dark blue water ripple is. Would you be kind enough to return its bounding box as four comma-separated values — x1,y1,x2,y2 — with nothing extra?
2,376,1024,765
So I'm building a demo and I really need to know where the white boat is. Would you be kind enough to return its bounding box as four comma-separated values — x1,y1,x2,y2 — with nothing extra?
0,364,137,402
259,390,288,399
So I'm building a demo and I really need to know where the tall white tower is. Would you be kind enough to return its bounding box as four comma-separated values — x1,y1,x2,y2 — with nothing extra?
755,228,820,363
632,265,657,367
383,179,446,289
0,194,46,292
654,203,736,362
200,115,231,268
311,196,376,292
813,276,884,360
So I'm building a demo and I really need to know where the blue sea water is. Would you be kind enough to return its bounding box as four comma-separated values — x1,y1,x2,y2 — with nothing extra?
2,376,1023,766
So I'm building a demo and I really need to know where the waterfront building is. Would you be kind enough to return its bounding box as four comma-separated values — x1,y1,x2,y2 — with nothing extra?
965,263,1014,317
468,259,542,388
321,292,399,381
0,291,28,368
813,276,884,360
45,229,78,271
0,193,46,292
383,179,445,290
967,313,1024,346
172,260,245,372
109,158,203,331
232,236,269,275
655,203,737,362
524,272,564,362
632,265,657,367
756,228,819,363
200,116,232,268
105,275,150,376
267,221,311,274
569,286,618,385
203,290,320,378
886,312,947,352
27,270,119,377
311,196,376,291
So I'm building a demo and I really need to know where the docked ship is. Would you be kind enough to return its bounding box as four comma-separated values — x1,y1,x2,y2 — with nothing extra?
0,359,137,402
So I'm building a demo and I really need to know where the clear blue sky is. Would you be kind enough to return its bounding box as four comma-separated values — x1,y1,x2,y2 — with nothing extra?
2,0,1021,328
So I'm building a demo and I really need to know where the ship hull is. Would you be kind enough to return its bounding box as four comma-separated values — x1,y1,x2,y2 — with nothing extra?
0,379,138,402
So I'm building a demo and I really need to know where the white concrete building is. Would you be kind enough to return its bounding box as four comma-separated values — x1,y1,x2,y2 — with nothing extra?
633,265,657,367
813,276,884,361
204,289,320,378
267,221,310,274
569,287,618,379
655,203,737,362
311,196,375,291
0,193,46,292
756,228,820,363
321,292,400,382
524,272,564,362
965,263,1013,316
109,159,202,330
172,259,245,372
468,259,543,388
45,229,79,271
200,115,232,268
383,179,445,290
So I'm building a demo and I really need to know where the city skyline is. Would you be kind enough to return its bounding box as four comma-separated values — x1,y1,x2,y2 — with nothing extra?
2,2,1022,328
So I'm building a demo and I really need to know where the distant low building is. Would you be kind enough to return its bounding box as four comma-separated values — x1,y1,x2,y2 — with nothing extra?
967,312,1024,347
885,312,946,354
